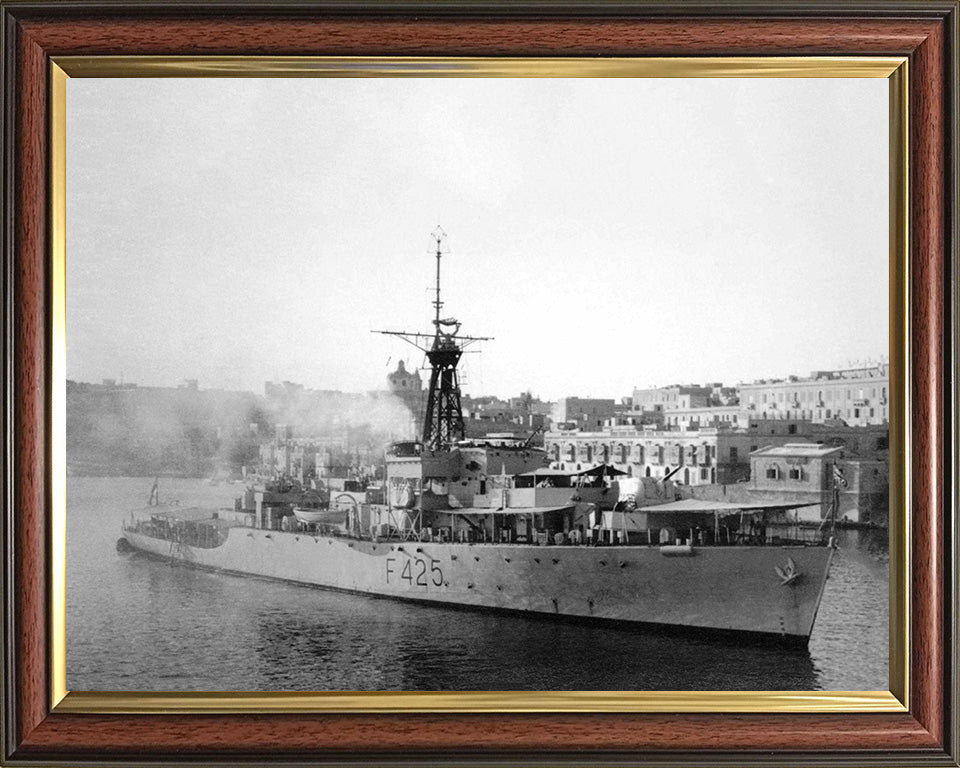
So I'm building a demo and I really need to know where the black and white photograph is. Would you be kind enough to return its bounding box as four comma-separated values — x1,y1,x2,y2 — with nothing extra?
65,75,890,693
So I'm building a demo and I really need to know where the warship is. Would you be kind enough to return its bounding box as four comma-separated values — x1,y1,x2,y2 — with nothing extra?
118,230,836,645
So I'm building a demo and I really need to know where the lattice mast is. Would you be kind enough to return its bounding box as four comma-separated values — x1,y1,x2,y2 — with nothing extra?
374,228,491,451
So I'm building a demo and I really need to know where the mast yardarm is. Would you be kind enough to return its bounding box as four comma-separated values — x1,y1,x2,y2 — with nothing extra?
374,228,492,451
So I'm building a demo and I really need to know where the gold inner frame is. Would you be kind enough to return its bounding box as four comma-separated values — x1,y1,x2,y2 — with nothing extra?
48,55,910,714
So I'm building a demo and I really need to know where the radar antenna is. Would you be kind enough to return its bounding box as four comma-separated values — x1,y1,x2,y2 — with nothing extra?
373,228,492,451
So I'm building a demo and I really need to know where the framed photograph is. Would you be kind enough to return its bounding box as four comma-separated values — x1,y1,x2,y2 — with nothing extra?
2,2,957,766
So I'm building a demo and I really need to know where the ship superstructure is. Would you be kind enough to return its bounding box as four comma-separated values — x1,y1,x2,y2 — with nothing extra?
119,230,837,645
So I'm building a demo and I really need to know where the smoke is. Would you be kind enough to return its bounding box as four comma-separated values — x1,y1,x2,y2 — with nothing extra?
66,383,259,476
66,380,417,478
262,385,417,444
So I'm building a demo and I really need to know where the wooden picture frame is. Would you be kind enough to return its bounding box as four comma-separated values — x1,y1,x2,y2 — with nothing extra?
2,2,957,765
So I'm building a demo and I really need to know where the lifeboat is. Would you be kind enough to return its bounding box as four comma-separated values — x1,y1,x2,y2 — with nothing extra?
293,507,346,526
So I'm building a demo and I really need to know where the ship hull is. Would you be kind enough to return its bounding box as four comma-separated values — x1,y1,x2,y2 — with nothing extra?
122,528,833,644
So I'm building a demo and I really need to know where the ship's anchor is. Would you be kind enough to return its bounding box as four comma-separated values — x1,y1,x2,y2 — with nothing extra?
775,557,802,586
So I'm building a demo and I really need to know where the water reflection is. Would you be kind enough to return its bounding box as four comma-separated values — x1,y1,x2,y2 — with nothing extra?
247,586,819,691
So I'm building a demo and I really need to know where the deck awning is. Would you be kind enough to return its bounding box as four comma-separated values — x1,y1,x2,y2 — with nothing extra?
580,463,628,477
633,499,821,515
448,505,576,516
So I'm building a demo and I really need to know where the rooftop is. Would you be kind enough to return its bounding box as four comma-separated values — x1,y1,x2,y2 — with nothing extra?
750,442,844,458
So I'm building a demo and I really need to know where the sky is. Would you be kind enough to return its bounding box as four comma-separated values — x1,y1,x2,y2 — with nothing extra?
66,77,888,401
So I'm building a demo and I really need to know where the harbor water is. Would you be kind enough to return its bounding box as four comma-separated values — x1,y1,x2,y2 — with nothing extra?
67,477,889,692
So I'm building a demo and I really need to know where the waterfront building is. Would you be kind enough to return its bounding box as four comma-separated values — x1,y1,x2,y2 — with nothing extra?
544,425,757,486
748,443,888,524
750,443,844,492
544,419,888,492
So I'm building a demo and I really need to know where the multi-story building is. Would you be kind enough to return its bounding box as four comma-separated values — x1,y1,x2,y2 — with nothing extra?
750,443,843,493
544,418,888,490
629,383,742,431
738,364,889,427
551,397,622,430
631,384,712,413
455,392,551,442
660,405,743,431
545,425,762,486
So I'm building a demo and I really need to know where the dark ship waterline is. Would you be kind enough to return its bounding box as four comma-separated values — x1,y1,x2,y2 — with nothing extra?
119,229,836,646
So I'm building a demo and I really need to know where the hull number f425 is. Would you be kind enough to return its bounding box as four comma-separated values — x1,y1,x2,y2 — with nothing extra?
386,557,443,587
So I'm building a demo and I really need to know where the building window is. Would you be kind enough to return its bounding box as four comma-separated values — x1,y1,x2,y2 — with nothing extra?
766,466,780,479
877,436,889,449
788,467,802,480
729,447,738,462
788,424,797,434
670,444,682,465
